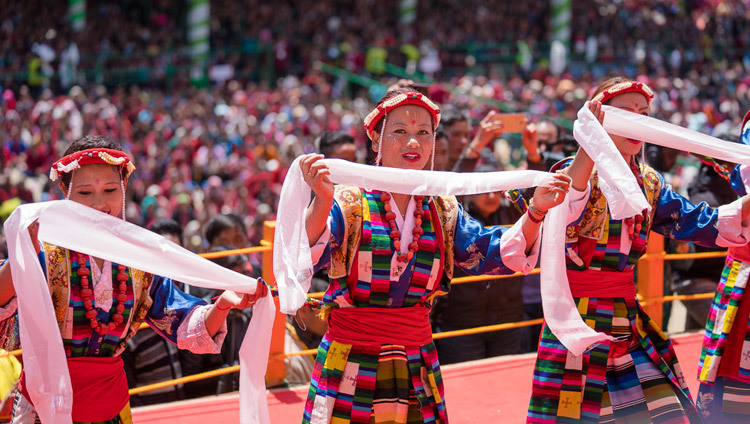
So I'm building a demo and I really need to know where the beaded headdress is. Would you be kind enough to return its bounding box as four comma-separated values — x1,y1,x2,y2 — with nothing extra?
50,148,136,182
363,92,441,135
50,148,135,219
592,80,655,107
363,92,441,168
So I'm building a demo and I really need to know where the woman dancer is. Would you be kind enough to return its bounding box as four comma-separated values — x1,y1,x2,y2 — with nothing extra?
299,87,572,424
528,78,750,423
696,110,750,423
0,135,267,423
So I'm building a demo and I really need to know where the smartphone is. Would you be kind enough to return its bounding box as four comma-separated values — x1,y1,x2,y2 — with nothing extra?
497,113,527,133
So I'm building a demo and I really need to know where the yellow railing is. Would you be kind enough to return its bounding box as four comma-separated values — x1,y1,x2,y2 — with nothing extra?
1,229,727,395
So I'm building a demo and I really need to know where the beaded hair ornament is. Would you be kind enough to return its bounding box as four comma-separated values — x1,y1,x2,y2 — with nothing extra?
363,92,441,168
50,148,136,219
592,80,655,107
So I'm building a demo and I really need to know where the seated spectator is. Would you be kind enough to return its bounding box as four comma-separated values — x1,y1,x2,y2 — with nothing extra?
431,164,526,363
204,214,249,250
433,129,450,171
149,219,184,247
179,246,254,396
315,131,357,162
440,109,473,171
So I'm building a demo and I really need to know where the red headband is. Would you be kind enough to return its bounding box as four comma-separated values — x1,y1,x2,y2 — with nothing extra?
363,92,441,136
50,148,136,181
591,80,655,107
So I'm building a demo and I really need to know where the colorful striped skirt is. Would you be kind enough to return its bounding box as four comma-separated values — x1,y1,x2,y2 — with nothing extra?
697,378,750,423
302,335,446,424
527,296,700,423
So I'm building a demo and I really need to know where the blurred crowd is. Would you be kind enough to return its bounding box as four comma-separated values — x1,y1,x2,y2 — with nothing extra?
2,71,748,254
1,0,750,402
3,0,750,84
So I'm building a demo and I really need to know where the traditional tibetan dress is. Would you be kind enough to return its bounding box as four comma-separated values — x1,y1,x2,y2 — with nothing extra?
0,243,225,424
303,185,535,424
528,161,745,424
697,164,750,423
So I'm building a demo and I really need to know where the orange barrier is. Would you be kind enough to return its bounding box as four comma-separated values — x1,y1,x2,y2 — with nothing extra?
199,245,271,259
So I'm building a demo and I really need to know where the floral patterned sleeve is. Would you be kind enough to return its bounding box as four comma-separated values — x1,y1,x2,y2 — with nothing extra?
146,276,226,353
452,204,516,276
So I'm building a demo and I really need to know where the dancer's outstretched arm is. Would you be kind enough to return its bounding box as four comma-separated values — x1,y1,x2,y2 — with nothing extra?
519,171,572,253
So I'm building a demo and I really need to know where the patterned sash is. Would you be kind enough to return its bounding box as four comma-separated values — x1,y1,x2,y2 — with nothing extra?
324,186,458,310
351,190,441,307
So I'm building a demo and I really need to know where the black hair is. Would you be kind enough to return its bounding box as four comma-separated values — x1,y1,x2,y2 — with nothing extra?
435,128,448,140
60,135,127,190
148,219,184,246
204,214,237,245
226,213,247,234
440,109,470,128
206,245,248,270
316,131,355,157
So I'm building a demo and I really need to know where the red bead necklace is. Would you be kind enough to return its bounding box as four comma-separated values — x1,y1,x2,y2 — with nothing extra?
624,210,647,240
624,160,647,241
380,192,425,263
74,253,129,334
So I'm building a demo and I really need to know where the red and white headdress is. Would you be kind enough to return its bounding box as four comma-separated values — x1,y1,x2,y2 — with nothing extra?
50,148,135,220
592,80,655,107
363,92,441,168
50,148,136,182
363,92,441,136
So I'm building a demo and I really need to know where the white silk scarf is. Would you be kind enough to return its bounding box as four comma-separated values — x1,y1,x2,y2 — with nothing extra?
601,105,750,165
11,103,750,424
5,200,269,424
269,157,619,364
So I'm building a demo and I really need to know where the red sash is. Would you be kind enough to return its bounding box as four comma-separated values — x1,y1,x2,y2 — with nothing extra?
567,269,636,298
19,356,129,422
729,246,750,264
327,305,432,347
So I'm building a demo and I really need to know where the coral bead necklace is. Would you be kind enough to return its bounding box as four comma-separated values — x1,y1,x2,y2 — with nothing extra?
379,192,425,263
74,253,128,334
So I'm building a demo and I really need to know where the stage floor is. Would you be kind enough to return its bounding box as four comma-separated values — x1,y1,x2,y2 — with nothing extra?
132,332,705,423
